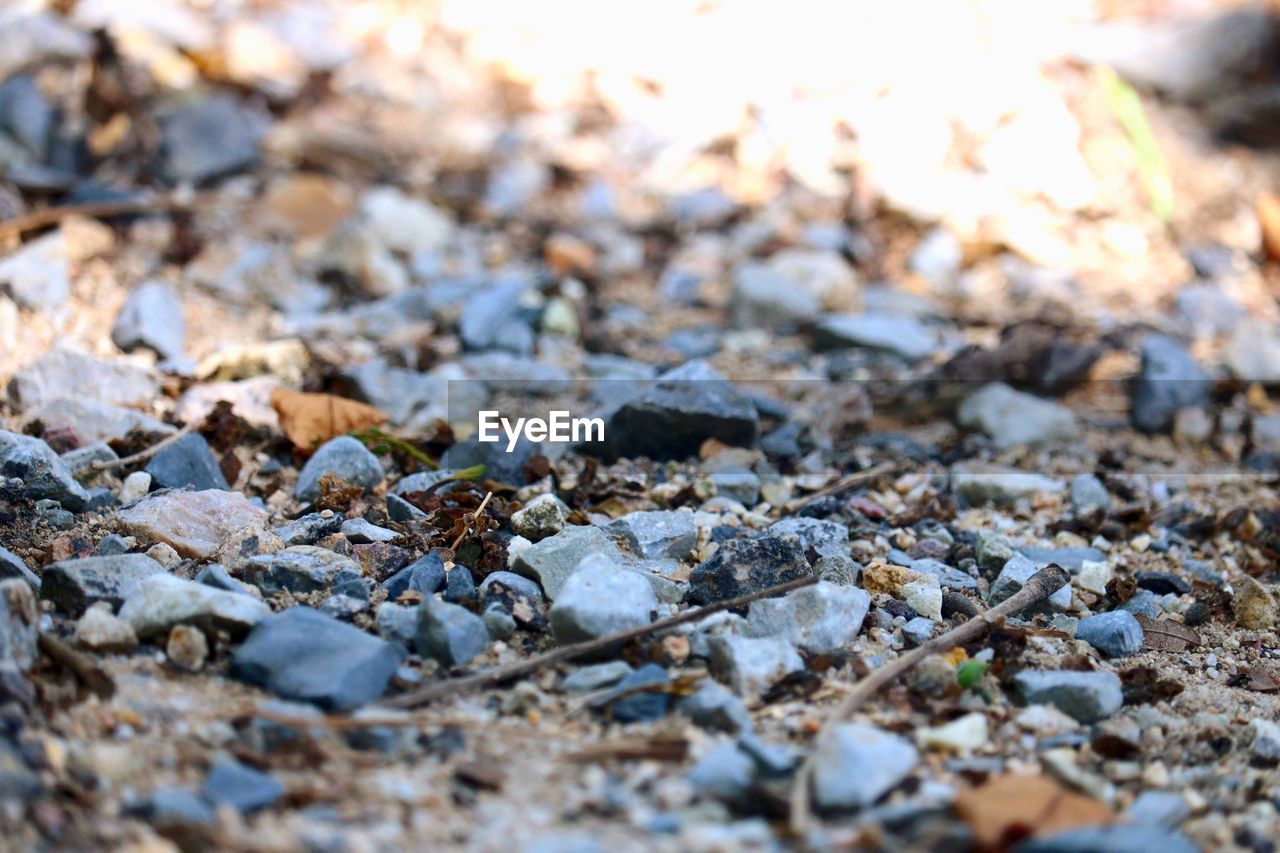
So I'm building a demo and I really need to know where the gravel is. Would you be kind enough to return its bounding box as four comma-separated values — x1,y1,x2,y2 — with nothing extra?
1013,670,1124,723
811,723,919,811
1074,610,1144,658
41,554,166,616
549,554,657,644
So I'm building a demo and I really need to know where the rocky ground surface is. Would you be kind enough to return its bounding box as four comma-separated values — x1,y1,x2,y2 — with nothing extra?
3,1,1280,851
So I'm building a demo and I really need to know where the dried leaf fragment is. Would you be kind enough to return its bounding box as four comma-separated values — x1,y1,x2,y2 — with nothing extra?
1258,190,1280,264
954,773,1113,848
1133,614,1199,652
270,388,387,451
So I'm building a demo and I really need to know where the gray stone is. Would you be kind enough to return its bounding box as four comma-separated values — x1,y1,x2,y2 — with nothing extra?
442,566,476,605
321,593,367,620
952,462,1064,505
156,95,266,185
8,347,159,410
230,606,405,710
975,532,1016,574
0,429,89,510
1249,718,1280,766
767,517,849,559
386,493,428,522
988,554,1072,611
1017,825,1198,853
707,634,804,697
813,314,938,361
295,436,383,502
276,512,343,546
1131,334,1212,433
688,535,811,606
145,432,229,492
118,574,270,639
0,230,68,313
1013,670,1124,722
481,605,517,640
60,441,118,473
1225,320,1280,383
0,546,39,590
815,554,861,586
1125,790,1191,829
1119,588,1162,618
112,281,185,360
549,554,657,644
394,468,459,495
1019,546,1107,574
1176,283,1244,336
440,433,538,486
1075,611,1143,658
687,742,755,803
241,546,362,595
0,580,38,672
591,663,671,722
902,617,935,647
27,399,176,446
709,468,760,505
194,563,253,596
1069,475,1109,513
910,558,977,591
510,494,569,541
812,723,919,811
416,598,488,667
511,525,619,599
606,511,698,560
73,605,137,652
731,263,821,331
676,681,752,733
340,518,398,544
745,581,870,653
41,554,165,616
201,756,283,813
129,788,215,829
957,383,1078,448
459,277,535,354
562,661,632,693
375,602,417,645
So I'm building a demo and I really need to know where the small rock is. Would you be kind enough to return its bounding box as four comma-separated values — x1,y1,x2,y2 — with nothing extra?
166,624,208,671
41,554,165,616
957,383,1078,448
482,605,517,640
688,535,811,606
767,517,849,559
902,617,935,647
129,788,215,829
156,94,265,185
1131,334,1212,433
709,468,760,505
1013,670,1124,723
443,567,477,605
73,604,138,652
112,281,185,360
386,493,428,522
118,471,151,505
117,489,273,560
201,756,283,814
340,518,398,544
951,462,1064,505
1232,576,1276,629
118,574,271,639
0,545,39,590
295,436,383,502
230,607,406,710
687,742,755,804
511,525,619,599
241,546,362,595
1069,475,1109,513
382,554,446,599
511,494,569,541
606,511,698,560
815,554,861,586
988,554,1072,611
0,430,89,511
194,564,254,596
975,533,1016,574
549,554,657,644
1125,790,1191,829
1074,611,1143,658
917,712,988,754
1135,572,1190,596
276,512,343,546
9,347,158,410
1076,560,1114,596
1018,825,1198,853
142,432,229,492
562,661,632,693
144,542,181,569
1119,588,1162,619
812,314,938,361
812,723,919,810
440,433,538,487
1249,718,1280,766
744,581,869,653
707,634,804,697
676,681,752,733
374,602,417,645
593,663,671,722
903,577,943,620
0,580,38,672
416,598,488,668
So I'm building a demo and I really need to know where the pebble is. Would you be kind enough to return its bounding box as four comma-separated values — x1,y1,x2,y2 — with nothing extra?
549,554,657,644
1069,475,1109,513
607,511,698,560
73,604,138,652
688,535,811,605
482,605,518,640
295,436,384,502
416,598,489,668
917,712,988,754
41,554,165,616
479,570,545,620
200,756,283,813
231,606,406,710
443,567,477,605
340,518,399,544
117,489,274,560
129,788,215,829
1224,320,1280,382
951,462,1064,505
118,471,151,505
29,400,176,449
511,494,569,541
562,661,632,693
766,517,849,559
1124,790,1191,828
0,230,70,313
1075,560,1114,595
814,554,861,586
957,383,1078,448
0,580,38,672
707,634,804,697
708,468,760,505
118,574,271,639
9,347,158,410
687,742,755,804
511,525,620,599
1075,611,1144,657
374,602,417,645
277,512,343,546
156,94,266,184
1017,825,1198,853
1119,588,1163,619
901,617,935,647
111,281,185,360
1135,572,1190,596
811,723,919,810
592,663,671,722
241,546,363,595
458,277,536,354
1013,670,1124,722
194,563,254,596
676,681,752,733
1131,334,1212,433
0,545,40,590
166,624,208,671
0,429,90,511
745,581,869,653
1250,718,1280,766
987,554,1072,611
1231,576,1276,630
379,553,446,600
386,493,428,522
902,577,943,620
812,313,938,361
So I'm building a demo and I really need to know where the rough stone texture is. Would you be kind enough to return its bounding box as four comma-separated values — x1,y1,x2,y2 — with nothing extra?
416,598,488,667
118,574,270,638
745,581,870,653
951,462,1064,505
41,554,165,616
201,756,283,814
1232,576,1277,630
0,545,40,590
1013,670,1124,722
707,634,804,697
606,511,698,560
145,433,230,492
112,280,186,360
549,554,657,644
0,580,38,672
812,313,937,361
956,382,1078,448
241,546,363,595
1074,610,1144,658
766,517,849,559
156,94,266,185
812,724,919,811
1019,546,1107,574
987,554,1072,611
230,607,406,710
510,494,569,541
74,604,138,652
688,535,811,605
382,554,446,599
295,436,384,502
24,399,175,445
8,347,159,409
116,489,273,560
511,525,621,599
0,429,89,510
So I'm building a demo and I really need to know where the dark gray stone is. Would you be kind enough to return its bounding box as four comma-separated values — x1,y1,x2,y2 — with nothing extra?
41,554,165,616
1075,611,1143,657
1016,825,1198,853
295,437,383,502
442,566,477,605
416,598,488,667
381,553,446,599
241,546,362,595
0,429,89,511
1135,572,1190,595
276,512,343,546
96,534,131,557
194,563,254,596
200,756,283,813
230,607,406,710
592,663,671,722
676,681,752,733
812,314,938,361
688,535,811,605
386,493,428,522
1013,670,1124,722
156,95,265,185
1119,588,1162,618
458,277,535,354
0,545,39,590
1131,334,1212,433
145,433,229,491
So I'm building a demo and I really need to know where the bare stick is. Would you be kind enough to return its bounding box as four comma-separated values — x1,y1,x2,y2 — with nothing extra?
788,564,1070,837
451,490,493,550
784,462,899,513
379,573,819,710
89,423,196,473
0,193,227,240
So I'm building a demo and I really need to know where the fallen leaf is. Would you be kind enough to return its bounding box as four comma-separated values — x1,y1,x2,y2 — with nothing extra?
954,773,1113,848
1133,614,1199,652
1258,191,1280,264
269,388,387,451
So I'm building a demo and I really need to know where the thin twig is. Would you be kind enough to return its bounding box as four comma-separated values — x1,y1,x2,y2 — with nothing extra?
787,564,1071,837
379,573,819,710
0,193,225,240
38,633,115,698
451,490,493,550
784,462,899,513
89,423,196,473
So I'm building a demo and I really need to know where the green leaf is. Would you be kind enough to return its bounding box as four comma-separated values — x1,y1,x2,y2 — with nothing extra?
1098,65,1173,223
956,659,990,689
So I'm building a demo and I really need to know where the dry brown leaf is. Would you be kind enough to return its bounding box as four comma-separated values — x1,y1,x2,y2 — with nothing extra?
1133,614,1199,652
1245,663,1280,692
1258,191,1280,264
270,388,387,451
954,773,1113,849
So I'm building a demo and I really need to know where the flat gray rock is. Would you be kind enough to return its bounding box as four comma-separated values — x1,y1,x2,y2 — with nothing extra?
745,581,869,653
241,546,363,595
549,554,657,644
606,511,698,560
812,723,919,811
41,554,165,616
118,574,270,639
1013,669,1124,723
957,382,1078,448
0,429,89,511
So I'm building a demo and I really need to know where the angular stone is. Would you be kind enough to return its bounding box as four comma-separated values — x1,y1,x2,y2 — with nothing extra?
73,604,138,652
439,433,538,487
815,554,862,586
200,756,283,814
1018,826,1198,853
591,663,673,723
510,493,569,541
1075,611,1143,658
549,554,657,644
117,489,273,560
118,574,270,639
607,511,699,560
240,546,362,595
562,661,632,693
1249,718,1280,766
676,681,752,733
8,347,158,409
0,430,89,510
688,535,811,606
386,493,428,522
1131,334,1212,434
381,553,446,599
340,518,398,544
903,577,943,620
145,433,229,491
41,554,165,616
902,617,936,647
375,602,417,645
0,545,39,590
1013,670,1124,723
687,742,755,804
156,95,265,185
988,554,1072,611
511,525,620,599
1069,474,1109,513
0,580,38,672
442,566,476,605
1232,576,1276,630
707,634,804,697
745,581,870,653
230,607,405,710
957,383,1078,448
276,512,343,546
767,517,849,559
952,462,1064,505
295,436,383,502
812,724,919,811
416,598,488,668
812,313,938,361
25,399,175,445
112,280,185,360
